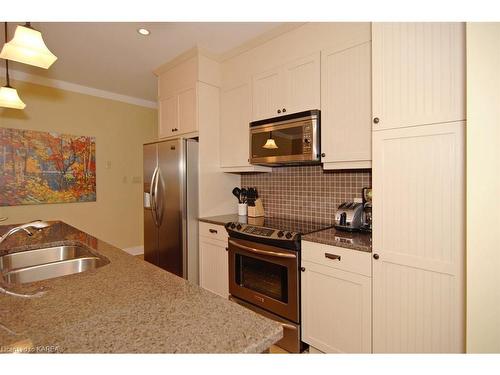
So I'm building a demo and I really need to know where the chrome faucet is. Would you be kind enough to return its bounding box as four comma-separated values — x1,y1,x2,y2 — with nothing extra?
0,220,51,245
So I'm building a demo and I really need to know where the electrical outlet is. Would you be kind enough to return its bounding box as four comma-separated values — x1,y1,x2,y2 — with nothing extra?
132,176,141,184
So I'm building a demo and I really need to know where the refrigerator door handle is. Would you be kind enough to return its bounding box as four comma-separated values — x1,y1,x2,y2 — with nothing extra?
150,166,159,227
154,167,163,227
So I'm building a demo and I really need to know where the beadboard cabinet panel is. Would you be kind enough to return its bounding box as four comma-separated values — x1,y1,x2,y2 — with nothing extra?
301,260,372,353
252,67,283,121
321,42,372,168
372,23,465,130
372,121,465,353
283,52,320,114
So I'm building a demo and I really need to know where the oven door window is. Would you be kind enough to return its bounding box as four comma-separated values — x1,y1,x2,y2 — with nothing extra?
235,253,288,303
251,126,304,159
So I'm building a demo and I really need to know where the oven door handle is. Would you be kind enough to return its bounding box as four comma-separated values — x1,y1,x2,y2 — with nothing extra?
228,239,297,259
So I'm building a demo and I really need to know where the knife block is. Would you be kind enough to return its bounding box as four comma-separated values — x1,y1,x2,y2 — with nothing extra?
248,198,265,217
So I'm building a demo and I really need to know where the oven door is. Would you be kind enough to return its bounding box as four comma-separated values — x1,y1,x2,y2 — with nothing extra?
249,118,319,165
228,237,299,323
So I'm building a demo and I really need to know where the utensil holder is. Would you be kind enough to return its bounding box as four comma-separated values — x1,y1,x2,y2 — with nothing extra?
238,203,248,216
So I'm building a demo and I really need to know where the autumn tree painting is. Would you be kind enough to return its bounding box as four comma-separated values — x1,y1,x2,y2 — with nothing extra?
0,127,96,206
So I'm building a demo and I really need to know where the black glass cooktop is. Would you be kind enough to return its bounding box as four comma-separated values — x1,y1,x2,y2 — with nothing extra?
242,216,333,235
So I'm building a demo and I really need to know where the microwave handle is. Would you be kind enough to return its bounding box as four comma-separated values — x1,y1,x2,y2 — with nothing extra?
228,239,297,259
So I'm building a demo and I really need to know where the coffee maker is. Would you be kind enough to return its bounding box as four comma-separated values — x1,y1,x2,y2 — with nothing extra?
360,187,372,232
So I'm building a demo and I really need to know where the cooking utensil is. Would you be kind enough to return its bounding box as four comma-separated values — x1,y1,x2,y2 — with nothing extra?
240,188,247,204
232,187,242,203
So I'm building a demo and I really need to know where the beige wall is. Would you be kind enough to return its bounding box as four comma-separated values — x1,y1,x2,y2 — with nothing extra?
0,81,157,249
466,23,500,353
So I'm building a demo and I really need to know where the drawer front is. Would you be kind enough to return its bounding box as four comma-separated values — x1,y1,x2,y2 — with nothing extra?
199,222,228,242
301,240,372,277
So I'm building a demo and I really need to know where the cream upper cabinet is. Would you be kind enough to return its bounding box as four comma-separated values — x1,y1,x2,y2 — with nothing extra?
158,95,178,139
251,52,320,121
372,121,465,353
321,42,372,169
301,241,372,353
220,83,251,168
251,67,283,121
158,85,197,138
283,52,320,115
372,23,466,130
177,87,197,135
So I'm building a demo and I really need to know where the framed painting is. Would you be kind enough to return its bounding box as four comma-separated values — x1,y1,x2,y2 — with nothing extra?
0,127,96,206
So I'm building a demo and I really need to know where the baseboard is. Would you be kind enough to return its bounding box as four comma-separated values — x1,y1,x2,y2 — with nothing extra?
122,245,144,256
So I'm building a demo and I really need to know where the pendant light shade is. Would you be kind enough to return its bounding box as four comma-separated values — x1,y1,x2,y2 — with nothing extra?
0,24,57,69
0,86,26,109
263,137,278,149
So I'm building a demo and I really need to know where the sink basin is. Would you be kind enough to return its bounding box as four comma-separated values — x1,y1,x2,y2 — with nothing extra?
0,245,98,272
0,245,109,285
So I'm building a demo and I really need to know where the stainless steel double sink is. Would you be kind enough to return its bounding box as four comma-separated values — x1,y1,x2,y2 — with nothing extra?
0,245,109,285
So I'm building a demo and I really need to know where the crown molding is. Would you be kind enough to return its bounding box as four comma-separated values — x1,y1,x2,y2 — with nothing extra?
0,67,157,109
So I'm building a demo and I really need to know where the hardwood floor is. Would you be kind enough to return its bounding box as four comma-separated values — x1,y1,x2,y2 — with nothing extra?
136,254,144,260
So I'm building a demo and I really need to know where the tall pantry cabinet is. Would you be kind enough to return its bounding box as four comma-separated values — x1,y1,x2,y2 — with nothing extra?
371,23,466,353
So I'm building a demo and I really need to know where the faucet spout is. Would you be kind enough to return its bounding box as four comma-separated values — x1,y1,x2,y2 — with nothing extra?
0,220,51,245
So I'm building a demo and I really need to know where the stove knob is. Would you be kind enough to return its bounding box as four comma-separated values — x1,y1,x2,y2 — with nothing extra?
236,224,242,230
230,223,236,229
285,232,293,239
277,231,284,238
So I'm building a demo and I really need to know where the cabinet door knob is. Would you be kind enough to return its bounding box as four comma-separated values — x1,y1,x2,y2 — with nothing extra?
277,109,281,114
282,108,286,113
321,153,326,158
373,253,380,260
373,117,380,124
300,267,306,272
209,229,218,234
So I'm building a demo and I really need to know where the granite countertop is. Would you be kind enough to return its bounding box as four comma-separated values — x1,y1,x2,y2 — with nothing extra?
302,227,372,253
199,214,371,253
198,214,242,226
0,221,282,353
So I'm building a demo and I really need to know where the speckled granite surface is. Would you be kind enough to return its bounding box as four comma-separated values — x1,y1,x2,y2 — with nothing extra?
302,227,372,253
198,214,242,226
0,221,282,353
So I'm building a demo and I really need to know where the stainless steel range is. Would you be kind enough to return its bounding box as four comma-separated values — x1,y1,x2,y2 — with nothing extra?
225,217,332,353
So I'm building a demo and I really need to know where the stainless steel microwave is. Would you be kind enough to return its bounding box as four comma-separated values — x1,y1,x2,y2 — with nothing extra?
249,110,320,166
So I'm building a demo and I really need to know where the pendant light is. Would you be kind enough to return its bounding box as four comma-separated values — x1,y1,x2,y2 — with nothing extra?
0,22,57,69
263,132,278,149
0,22,26,109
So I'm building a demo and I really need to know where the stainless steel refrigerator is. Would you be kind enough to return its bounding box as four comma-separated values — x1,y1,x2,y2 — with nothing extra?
143,138,199,283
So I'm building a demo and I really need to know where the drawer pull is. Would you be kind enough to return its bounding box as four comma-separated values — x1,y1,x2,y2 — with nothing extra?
325,253,341,261
209,229,218,234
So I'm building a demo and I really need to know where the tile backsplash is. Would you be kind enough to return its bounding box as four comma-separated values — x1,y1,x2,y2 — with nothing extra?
241,165,371,224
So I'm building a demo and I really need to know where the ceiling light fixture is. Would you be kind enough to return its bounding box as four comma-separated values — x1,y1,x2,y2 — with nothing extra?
0,22,26,109
0,22,57,69
137,28,151,36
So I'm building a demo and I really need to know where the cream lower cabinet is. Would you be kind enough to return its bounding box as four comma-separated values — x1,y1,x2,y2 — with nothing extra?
199,223,229,298
301,241,372,353
372,121,465,353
